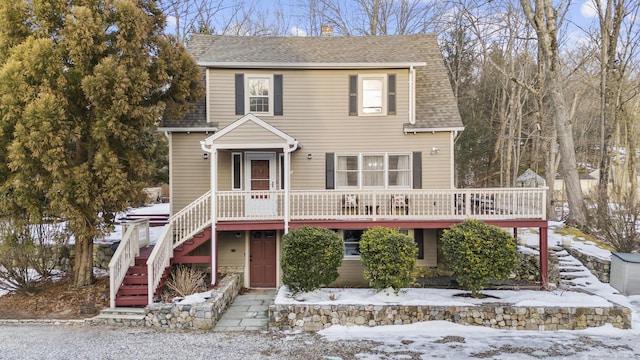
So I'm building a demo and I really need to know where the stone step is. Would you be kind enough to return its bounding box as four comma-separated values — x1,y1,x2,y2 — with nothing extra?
96,307,146,321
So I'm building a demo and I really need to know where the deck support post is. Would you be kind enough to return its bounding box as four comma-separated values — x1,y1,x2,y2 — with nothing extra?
539,224,549,289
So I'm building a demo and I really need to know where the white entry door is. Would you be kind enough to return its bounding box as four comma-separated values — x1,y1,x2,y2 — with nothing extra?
245,152,277,216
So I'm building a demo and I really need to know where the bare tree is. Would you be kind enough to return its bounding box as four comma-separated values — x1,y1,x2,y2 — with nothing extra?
518,0,587,228
305,0,443,36
591,0,640,227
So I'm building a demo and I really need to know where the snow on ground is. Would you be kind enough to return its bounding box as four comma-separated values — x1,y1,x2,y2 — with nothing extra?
310,223,640,359
276,287,613,308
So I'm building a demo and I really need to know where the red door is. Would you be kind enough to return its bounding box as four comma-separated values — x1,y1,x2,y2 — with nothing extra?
251,160,270,191
250,231,276,287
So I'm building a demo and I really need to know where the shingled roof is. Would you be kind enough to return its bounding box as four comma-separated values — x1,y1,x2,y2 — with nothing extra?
166,34,462,130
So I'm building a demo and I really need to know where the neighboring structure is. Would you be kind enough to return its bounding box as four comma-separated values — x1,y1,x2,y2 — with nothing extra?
516,169,546,188
110,33,549,307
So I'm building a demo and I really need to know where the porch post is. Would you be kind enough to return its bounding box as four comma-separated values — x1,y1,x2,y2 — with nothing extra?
211,149,218,285
283,146,290,233
539,224,548,289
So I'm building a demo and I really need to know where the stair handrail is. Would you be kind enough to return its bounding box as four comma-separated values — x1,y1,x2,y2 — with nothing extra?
146,223,174,305
146,190,212,305
171,190,212,249
108,218,148,308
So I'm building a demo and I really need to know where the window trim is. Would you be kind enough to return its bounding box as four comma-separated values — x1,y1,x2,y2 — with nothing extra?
232,152,242,190
358,74,387,116
245,74,274,116
334,152,412,189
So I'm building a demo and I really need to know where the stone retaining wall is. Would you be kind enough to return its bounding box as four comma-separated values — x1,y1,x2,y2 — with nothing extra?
91,273,241,329
269,302,631,331
144,273,242,330
57,243,115,271
566,247,611,283
516,250,560,285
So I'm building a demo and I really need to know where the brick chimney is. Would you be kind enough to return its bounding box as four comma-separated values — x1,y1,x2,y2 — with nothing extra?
321,25,333,37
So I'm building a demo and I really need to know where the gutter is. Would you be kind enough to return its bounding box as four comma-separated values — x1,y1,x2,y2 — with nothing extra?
197,61,426,70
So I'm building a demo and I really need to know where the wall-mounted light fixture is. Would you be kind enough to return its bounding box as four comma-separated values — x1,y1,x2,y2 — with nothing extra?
431,147,440,155
235,232,242,239
203,152,209,160
307,153,312,160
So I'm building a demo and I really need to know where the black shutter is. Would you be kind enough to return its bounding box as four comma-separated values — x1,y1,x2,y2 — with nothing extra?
413,151,422,189
388,74,396,115
326,153,335,189
274,74,283,115
235,73,244,115
414,229,424,260
349,75,357,116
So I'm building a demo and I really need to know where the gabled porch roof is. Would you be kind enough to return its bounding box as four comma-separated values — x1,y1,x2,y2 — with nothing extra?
202,113,299,151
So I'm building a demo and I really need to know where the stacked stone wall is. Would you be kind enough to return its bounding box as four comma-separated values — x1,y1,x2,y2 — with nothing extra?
269,303,631,331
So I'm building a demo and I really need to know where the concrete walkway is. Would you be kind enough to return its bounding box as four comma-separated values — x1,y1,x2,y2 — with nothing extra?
213,288,277,331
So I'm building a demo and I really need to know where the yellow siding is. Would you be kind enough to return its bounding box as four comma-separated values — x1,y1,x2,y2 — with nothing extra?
218,232,246,267
209,69,452,190
215,121,285,145
331,259,367,287
170,133,211,214
420,229,438,267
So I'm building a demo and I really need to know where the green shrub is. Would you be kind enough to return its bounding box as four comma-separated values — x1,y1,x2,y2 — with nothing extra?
359,227,417,291
281,226,343,293
441,219,518,297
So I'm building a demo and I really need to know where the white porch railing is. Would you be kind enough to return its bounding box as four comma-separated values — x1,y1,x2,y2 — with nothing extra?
108,218,150,309
145,190,212,305
216,188,547,221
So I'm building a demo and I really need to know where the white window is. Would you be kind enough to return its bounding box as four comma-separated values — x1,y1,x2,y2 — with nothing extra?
245,74,273,116
359,74,387,116
335,153,411,189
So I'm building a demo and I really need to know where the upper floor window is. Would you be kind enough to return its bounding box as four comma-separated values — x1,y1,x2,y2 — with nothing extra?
245,74,273,116
360,75,385,115
349,74,396,117
335,153,411,189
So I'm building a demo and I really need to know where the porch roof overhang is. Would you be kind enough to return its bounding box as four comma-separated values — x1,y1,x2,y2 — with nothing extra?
201,113,299,151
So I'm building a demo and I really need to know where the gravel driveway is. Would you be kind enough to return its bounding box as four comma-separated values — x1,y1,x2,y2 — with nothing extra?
0,323,638,359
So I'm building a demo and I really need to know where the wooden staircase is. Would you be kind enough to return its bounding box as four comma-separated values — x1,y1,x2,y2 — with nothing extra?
113,227,213,307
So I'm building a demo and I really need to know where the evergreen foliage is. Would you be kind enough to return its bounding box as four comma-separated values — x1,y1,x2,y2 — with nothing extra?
281,226,343,293
441,219,518,297
0,0,202,287
359,227,417,291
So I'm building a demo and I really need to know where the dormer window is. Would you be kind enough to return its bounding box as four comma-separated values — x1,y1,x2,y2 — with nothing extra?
246,74,273,116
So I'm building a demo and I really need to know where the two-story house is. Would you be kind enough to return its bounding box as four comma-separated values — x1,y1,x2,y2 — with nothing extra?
110,32,549,307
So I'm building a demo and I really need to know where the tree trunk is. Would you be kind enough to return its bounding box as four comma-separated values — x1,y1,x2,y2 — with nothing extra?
73,233,94,288
547,74,587,227
519,0,587,228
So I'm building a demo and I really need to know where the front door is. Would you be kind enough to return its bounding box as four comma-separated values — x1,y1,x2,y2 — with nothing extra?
245,153,277,216
250,231,277,287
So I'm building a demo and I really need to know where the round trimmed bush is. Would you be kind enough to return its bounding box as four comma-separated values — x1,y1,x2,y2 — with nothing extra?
281,226,343,293
359,227,418,291
441,219,518,297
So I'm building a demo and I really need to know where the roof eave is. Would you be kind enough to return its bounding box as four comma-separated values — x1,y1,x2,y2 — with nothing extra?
403,126,465,134
197,61,427,69
158,127,219,133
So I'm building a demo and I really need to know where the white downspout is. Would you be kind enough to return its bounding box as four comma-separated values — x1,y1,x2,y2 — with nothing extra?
200,140,217,285
283,140,299,234
409,66,416,125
